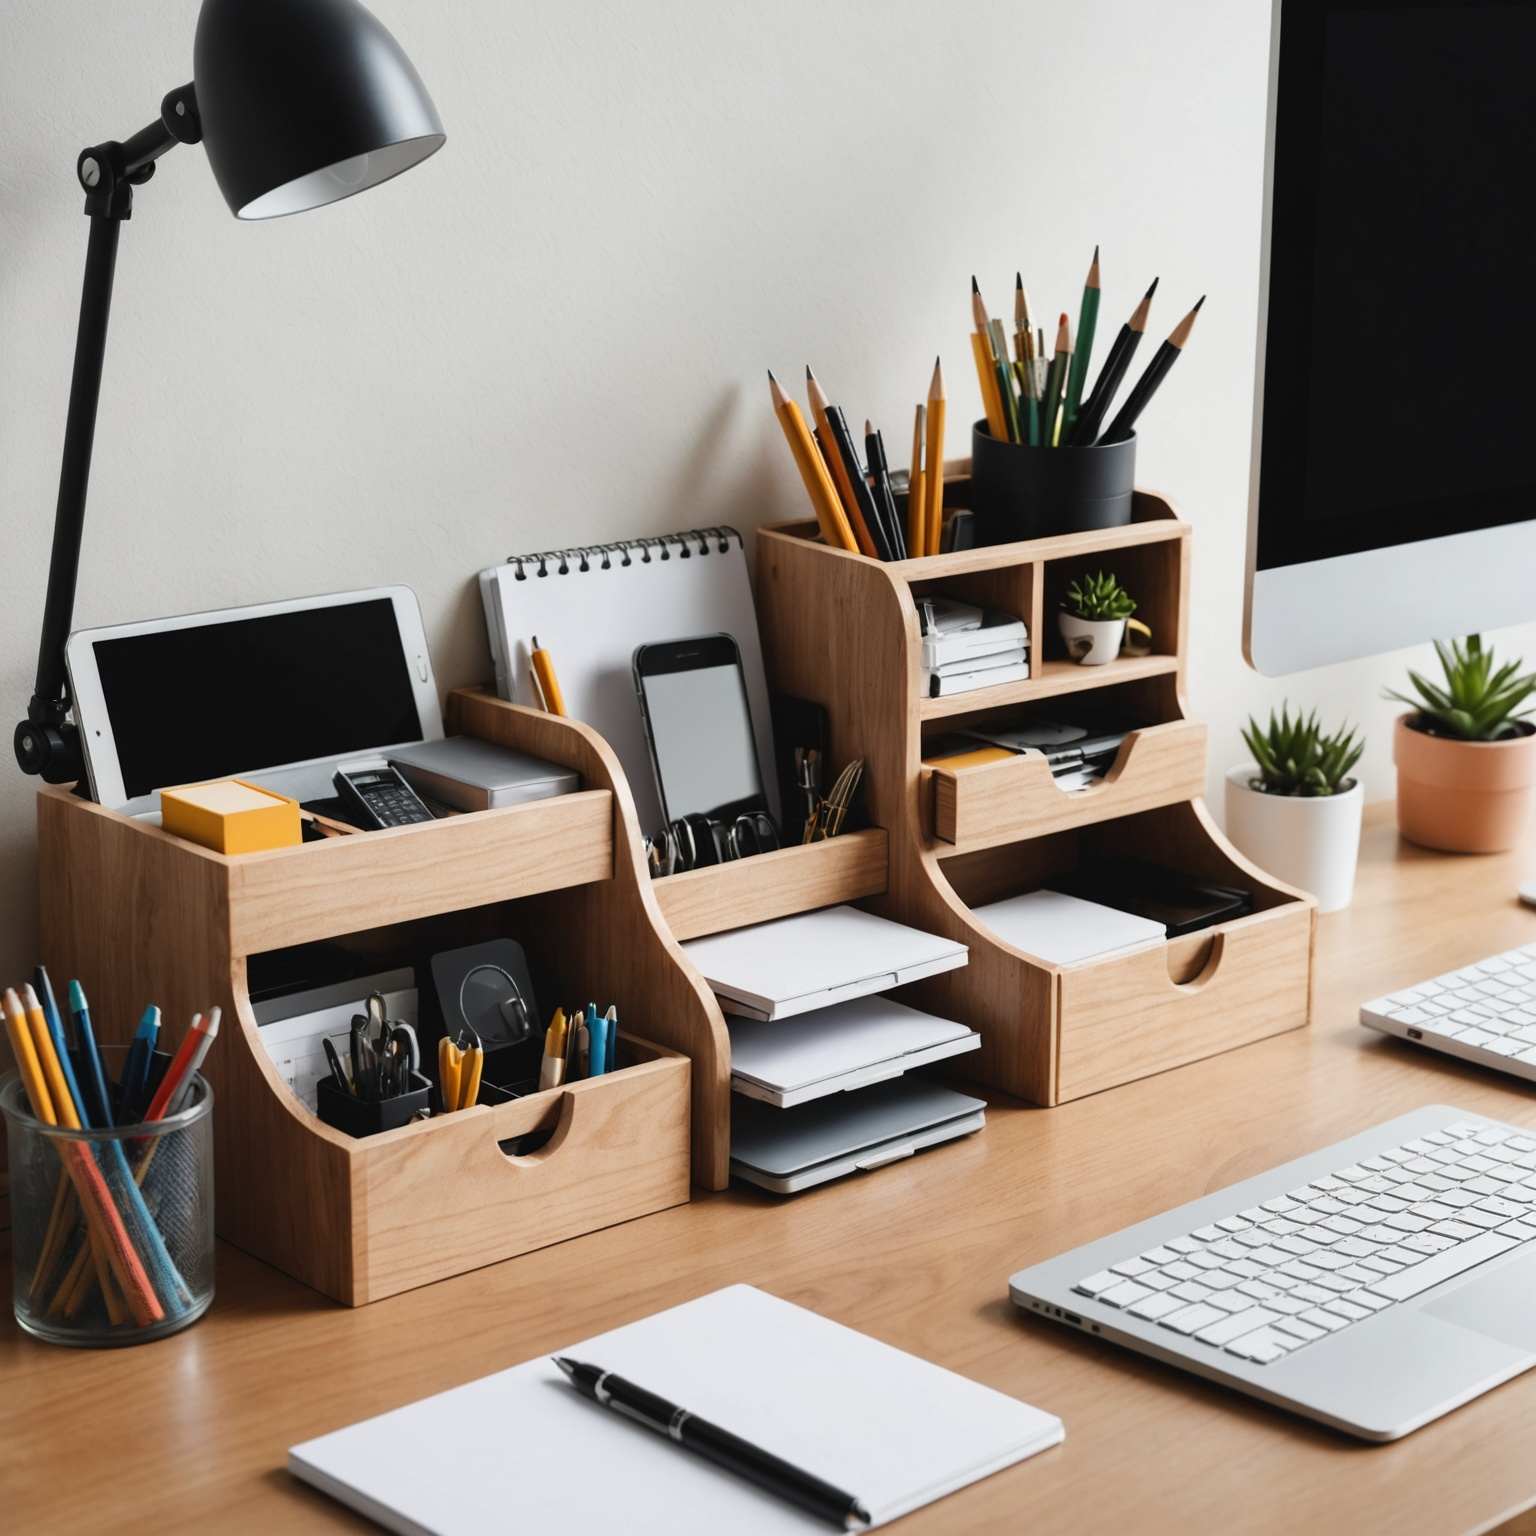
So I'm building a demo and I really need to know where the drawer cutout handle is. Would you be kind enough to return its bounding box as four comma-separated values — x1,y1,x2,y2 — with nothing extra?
1166,931,1226,990
492,1087,578,1164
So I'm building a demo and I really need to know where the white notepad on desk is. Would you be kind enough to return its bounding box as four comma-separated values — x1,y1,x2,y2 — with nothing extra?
289,1285,1063,1533
682,905,969,1021
974,888,1166,966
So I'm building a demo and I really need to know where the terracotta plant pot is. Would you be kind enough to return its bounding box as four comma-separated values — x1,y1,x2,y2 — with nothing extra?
1393,713,1536,853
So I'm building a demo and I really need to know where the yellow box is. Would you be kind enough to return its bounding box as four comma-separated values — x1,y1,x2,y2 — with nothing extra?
161,778,302,855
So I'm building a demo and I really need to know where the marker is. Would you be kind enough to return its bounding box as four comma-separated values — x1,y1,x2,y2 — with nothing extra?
167,1008,221,1116
120,1005,162,1122
585,1003,608,1078
540,1009,568,1091
603,1004,618,1074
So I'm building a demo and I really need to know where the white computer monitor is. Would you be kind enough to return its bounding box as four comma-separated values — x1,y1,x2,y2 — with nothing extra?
1244,0,1536,676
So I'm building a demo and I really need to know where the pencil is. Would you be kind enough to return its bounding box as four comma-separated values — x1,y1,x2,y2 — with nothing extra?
865,420,905,560
970,278,1007,439
806,368,881,559
767,371,857,552
908,403,927,557
530,636,566,717
924,358,946,558
5,988,163,1326
1099,296,1205,444
1062,244,1101,438
1071,276,1158,446
1014,272,1032,364
1041,313,1072,448
987,319,1021,443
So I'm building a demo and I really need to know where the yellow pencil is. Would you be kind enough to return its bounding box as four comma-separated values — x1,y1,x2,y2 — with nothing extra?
530,636,566,717
768,371,857,552
925,358,946,557
970,278,1007,439
908,403,927,557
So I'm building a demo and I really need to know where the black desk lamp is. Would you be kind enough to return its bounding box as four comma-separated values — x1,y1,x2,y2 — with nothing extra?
14,0,445,785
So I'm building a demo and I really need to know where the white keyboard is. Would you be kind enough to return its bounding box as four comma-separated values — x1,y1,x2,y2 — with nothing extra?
1072,1118,1536,1366
1361,942,1536,1082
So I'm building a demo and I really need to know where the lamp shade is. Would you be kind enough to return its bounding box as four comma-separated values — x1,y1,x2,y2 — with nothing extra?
194,0,444,220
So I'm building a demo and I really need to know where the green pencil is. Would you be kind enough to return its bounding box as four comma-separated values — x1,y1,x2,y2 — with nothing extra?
1063,245,1100,439
988,318,1021,442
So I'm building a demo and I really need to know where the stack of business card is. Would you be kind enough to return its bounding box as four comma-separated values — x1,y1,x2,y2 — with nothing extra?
918,600,1030,698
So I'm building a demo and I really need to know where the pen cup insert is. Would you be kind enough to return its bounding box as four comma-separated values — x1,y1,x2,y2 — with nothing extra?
970,421,1135,545
2,1047,215,1347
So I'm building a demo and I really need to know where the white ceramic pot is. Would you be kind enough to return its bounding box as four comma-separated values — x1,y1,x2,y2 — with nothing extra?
1224,765,1364,914
1057,611,1126,666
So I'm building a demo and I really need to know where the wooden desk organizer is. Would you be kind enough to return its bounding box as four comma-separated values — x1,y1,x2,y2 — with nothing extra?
756,480,1315,1105
34,695,718,1302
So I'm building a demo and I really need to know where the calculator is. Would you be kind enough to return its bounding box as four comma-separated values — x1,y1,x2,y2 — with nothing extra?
333,764,435,829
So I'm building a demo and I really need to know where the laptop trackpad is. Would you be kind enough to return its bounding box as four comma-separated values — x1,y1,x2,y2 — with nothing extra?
1423,1248,1536,1354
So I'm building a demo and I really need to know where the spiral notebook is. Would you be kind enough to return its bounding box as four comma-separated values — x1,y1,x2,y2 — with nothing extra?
479,527,777,834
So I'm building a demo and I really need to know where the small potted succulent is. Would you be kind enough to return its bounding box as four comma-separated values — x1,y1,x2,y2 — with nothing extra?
1225,705,1364,912
1385,635,1536,853
1058,570,1135,666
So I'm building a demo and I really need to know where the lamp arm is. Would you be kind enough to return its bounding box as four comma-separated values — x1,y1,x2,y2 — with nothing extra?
15,85,201,785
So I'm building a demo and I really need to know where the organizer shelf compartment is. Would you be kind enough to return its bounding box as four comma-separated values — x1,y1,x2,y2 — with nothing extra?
655,829,888,942
928,718,1208,850
36,690,729,1301
756,482,1314,1108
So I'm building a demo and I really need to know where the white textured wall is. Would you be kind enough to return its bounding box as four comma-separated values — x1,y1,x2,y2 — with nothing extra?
3,0,1532,981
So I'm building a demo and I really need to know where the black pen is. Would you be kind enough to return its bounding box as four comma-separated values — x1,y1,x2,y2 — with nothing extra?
553,1357,871,1530
864,420,906,560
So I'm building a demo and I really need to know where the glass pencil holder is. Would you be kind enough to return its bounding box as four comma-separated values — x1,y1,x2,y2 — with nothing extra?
2,1051,215,1348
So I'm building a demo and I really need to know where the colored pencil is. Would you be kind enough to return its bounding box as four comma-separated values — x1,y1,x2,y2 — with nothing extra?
767,371,856,552
987,319,1020,443
1099,296,1205,444
1071,276,1158,446
68,980,113,1128
908,404,927,557
1062,244,1101,438
5,988,163,1326
924,358,946,557
530,636,567,717
1041,313,1072,447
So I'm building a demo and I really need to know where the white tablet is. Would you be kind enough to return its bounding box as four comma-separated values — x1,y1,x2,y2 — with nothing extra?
65,586,444,815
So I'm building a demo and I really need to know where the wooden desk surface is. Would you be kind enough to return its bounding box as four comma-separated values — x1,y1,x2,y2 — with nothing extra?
8,804,1536,1535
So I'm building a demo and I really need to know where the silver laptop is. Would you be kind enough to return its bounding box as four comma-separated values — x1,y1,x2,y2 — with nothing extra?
1009,1107,1536,1440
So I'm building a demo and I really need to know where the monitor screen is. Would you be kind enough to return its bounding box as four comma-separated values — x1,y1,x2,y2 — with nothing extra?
1255,0,1536,571
92,597,424,799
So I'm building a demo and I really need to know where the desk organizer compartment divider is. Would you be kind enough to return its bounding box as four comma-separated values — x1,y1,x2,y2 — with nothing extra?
756,476,1316,1106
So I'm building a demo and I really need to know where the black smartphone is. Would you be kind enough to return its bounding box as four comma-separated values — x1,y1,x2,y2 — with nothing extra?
633,635,771,830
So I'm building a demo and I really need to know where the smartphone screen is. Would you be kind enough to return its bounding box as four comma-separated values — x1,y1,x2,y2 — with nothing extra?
637,640,765,824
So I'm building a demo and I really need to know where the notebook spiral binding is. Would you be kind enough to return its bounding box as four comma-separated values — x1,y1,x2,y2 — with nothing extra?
508,526,741,580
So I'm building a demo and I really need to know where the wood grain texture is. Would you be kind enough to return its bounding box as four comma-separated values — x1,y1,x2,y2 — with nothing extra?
654,829,889,941
757,488,1312,1106
930,720,1208,849
449,691,734,1189
10,805,1536,1536
32,692,711,1302
227,790,614,954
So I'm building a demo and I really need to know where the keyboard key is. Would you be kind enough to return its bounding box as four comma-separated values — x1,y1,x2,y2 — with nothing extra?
1475,1197,1527,1220
1110,1257,1154,1278
1400,1232,1456,1256
1462,1209,1511,1230
1261,1196,1299,1214
1127,1292,1183,1321
1324,1297,1371,1322
1208,1289,1255,1314
1187,1252,1228,1270
1139,1246,1182,1266
1101,1281,1154,1308
1348,1289,1390,1312
1226,1327,1292,1363
1160,1302,1226,1336
1162,1261,1199,1281
1300,1307,1347,1333
1236,1280,1280,1302
1171,1282,1214,1303
1215,1216,1251,1233
1165,1237,1199,1254
1272,1316,1325,1343
1504,1220,1536,1241
1367,1231,1520,1301
1140,1272,1178,1291
1358,1255,1403,1274
1191,1225,1225,1242
1195,1307,1280,1347
1384,1213,1431,1233
1289,1283,1334,1305
1337,1265,1380,1284
1074,1271,1119,1297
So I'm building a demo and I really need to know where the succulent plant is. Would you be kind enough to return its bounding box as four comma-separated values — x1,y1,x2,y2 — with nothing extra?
1063,570,1136,622
1384,635,1536,742
1242,705,1363,797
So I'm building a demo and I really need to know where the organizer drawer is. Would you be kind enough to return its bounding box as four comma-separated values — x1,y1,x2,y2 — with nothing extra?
1055,901,1313,1100
929,720,1207,850
348,1036,690,1304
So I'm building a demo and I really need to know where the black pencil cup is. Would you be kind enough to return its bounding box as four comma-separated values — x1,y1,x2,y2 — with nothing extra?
970,421,1136,545
316,1071,431,1138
